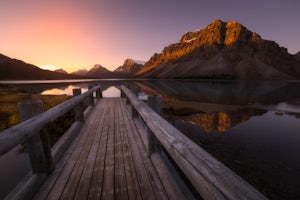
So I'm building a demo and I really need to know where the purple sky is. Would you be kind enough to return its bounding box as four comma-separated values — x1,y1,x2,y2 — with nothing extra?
0,0,299,72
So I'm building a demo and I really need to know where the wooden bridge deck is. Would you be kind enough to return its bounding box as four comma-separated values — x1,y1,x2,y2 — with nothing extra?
33,98,182,200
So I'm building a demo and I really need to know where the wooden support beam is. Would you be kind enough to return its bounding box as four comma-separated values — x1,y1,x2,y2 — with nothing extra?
147,94,163,115
95,87,102,99
147,94,163,156
73,89,84,122
88,85,95,106
18,100,54,174
131,105,138,118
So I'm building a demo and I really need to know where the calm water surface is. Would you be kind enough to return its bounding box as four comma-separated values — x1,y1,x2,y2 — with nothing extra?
134,80,300,199
1,79,300,199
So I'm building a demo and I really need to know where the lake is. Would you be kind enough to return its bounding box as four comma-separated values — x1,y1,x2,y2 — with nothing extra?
1,79,300,199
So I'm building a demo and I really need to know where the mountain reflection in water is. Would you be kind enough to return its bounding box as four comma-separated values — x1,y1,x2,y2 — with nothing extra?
134,80,300,200
181,108,266,133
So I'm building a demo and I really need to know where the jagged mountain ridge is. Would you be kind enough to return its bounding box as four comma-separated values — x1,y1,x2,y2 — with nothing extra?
114,59,143,76
135,20,300,79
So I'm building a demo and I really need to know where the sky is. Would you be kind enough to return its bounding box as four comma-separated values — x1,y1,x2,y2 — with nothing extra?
0,0,300,73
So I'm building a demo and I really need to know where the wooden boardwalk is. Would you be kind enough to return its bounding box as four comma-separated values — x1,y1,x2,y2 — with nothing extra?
0,85,267,200
33,98,183,200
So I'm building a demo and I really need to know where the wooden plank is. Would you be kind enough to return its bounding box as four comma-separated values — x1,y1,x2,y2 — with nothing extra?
150,153,191,200
133,118,189,200
101,99,115,199
114,99,129,200
133,118,148,150
33,122,84,200
117,100,142,200
44,101,104,200
73,99,108,200
121,99,170,200
88,100,110,199
58,100,104,199
121,85,268,200
119,99,162,200
33,98,101,200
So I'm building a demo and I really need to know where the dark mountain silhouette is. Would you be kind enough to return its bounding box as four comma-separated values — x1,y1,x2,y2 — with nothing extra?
135,20,300,80
54,68,68,74
0,54,80,80
71,69,88,76
295,51,300,61
85,64,114,78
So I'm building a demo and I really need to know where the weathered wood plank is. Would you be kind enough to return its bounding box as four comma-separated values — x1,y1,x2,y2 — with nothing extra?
32,99,103,200
88,102,110,199
114,99,129,200
122,97,186,199
121,85,267,200
133,117,189,200
59,101,104,199
133,118,148,150
33,122,85,200
101,100,115,199
44,101,103,200
118,100,142,200
32,97,189,200
122,99,162,199
73,100,107,200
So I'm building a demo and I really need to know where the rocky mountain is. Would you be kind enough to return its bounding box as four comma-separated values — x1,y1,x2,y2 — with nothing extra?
71,69,88,76
54,68,68,74
0,53,80,80
114,59,143,77
135,20,300,80
86,64,114,78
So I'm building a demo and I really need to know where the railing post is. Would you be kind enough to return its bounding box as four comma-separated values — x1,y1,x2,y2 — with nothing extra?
147,94,163,157
131,105,138,118
121,90,130,104
88,85,94,106
73,88,84,122
147,94,163,115
96,87,102,99
18,100,54,174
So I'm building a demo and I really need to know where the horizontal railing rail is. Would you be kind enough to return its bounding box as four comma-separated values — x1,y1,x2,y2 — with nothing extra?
120,85,267,200
0,85,101,156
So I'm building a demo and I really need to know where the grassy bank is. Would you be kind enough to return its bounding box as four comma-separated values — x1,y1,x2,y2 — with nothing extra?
0,85,73,145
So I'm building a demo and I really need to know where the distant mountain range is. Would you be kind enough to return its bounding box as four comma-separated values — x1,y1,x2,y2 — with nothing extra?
0,54,80,80
1,19,300,80
135,20,300,79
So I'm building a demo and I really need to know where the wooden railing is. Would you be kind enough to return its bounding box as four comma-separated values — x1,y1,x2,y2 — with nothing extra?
0,85,102,199
120,85,268,200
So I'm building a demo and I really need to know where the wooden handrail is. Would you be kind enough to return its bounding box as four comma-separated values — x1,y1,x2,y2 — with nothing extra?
120,85,267,200
0,85,101,156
